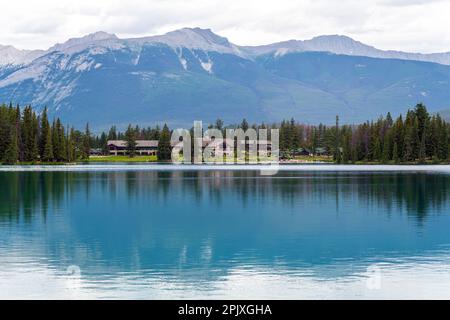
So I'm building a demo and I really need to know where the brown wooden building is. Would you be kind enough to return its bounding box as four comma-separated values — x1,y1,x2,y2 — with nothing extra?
107,140,159,156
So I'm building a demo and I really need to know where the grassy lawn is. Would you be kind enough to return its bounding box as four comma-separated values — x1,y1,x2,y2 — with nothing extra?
292,155,334,162
87,155,158,162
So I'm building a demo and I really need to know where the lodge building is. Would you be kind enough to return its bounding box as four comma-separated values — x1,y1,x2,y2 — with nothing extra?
107,140,159,156
107,139,274,157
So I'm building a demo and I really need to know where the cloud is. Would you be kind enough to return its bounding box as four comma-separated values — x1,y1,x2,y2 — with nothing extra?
0,0,449,53
378,0,448,7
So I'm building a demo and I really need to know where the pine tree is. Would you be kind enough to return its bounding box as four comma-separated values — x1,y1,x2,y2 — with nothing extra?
82,123,91,159
158,124,171,161
342,129,351,164
66,128,75,162
125,124,137,157
437,115,449,160
42,127,54,162
55,119,66,162
334,116,341,163
30,111,39,161
99,132,108,155
404,115,419,161
381,132,391,163
4,123,19,164
22,106,34,161
13,105,23,162
215,119,224,132
392,115,404,160
392,142,399,163
418,130,427,164
51,120,60,161
39,107,50,159
414,103,429,142
240,119,249,131
289,118,299,152
108,125,117,140
0,104,9,160
373,137,382,161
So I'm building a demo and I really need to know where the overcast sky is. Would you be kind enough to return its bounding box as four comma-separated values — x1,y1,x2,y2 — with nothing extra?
1,0,450,53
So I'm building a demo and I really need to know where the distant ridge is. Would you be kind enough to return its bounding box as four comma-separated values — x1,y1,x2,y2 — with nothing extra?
1,27,450,128
2,28,450,66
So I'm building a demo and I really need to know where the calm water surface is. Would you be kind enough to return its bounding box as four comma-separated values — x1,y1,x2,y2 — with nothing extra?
1,166,450,299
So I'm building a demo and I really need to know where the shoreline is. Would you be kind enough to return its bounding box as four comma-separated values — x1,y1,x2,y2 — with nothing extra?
1,163,450,173
2,158,449,167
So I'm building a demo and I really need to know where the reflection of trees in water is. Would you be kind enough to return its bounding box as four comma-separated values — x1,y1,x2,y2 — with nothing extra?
1,171,449,223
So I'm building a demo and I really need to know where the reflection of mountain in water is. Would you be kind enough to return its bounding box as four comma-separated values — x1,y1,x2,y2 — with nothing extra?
1,170,450,279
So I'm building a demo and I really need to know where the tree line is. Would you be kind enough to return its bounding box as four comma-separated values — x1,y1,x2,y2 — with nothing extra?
1,102,449,164
0,103,91,164
276,103,449,164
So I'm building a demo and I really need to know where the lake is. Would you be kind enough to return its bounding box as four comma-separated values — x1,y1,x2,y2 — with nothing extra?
1,165,450,299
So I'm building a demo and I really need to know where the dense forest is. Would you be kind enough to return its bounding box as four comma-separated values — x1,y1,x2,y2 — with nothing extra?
0,103,90,164
1,102,449,164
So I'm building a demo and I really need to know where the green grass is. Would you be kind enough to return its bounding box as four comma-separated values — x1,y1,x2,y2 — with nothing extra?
292,155,334,162
86,155,158,162
1,161,78,165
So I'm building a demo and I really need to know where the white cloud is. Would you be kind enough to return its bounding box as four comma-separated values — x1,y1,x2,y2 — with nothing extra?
0,0,449,53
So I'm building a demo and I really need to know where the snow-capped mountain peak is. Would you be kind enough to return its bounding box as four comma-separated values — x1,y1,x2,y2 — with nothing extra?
133,27,242,55
48,31,120,54
2,27,450,128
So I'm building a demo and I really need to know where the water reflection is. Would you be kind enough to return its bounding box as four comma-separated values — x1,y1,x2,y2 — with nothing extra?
1,170,450,298
1,171,449,222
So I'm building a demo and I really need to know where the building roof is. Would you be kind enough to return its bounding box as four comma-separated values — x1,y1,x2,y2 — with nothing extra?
171,138,274,148
108,140,159,148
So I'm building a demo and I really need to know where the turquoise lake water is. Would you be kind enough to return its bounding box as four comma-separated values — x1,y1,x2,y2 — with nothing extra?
1,165,450,299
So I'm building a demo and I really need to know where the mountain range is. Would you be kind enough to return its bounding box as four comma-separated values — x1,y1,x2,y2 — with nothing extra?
1,27,450,129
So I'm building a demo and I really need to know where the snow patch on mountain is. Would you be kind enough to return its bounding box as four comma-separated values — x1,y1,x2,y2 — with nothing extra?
201,60,213,73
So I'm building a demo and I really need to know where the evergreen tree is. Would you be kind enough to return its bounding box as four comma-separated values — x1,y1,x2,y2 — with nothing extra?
334,116,341,163
108,125,117,140
13,105,23,162
414,103,429,142
31,111,39,161
342,129,351,164
0,104,10,160
373,137,382,161
215,119,224,132
39,107,50,159
381,132,391,163
52,118,66,162
42,127,54,162
51,120,60,161
158,124,171,161
125,124,137,157
99,132,108,155
289,118,300,152
392,115,404,160
393,142,399,163
22,106,36,161
404,115,419,161
82,123,91,159
66,127,75,162
240,119,249,132
4,123,19,164
437,115,449,160
418,131,426,164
